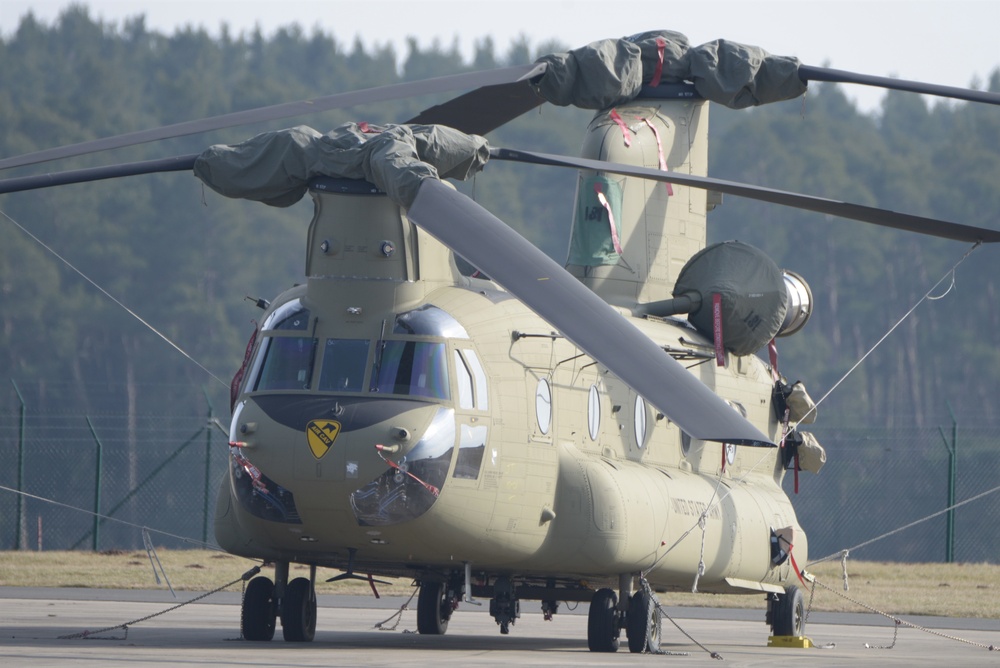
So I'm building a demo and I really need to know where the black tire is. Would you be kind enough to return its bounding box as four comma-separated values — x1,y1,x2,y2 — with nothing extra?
417,580,452,635
626,588,660,653
587,588,620,652
281,577,317,642
241,576,276,641
771,585,805,637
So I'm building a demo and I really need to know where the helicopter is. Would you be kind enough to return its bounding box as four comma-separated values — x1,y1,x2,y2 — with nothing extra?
3,30,999,654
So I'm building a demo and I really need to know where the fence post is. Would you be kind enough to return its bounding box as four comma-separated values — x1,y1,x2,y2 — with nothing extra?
70,426,206,550
938,405,958,563
85,417,103,552
11,380,26,551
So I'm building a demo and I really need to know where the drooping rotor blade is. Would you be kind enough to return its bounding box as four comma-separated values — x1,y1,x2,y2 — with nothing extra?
405,63,547,135
0,65,542,173
407,179,772,447
491,148,1000,244
799,64,1000,107
0,154,198,195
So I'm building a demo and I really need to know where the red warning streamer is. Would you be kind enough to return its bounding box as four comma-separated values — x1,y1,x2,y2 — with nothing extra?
376,446,440,497
649,37,667,87
641,118,674,197
594,182,623,255
712,293,725,366
609,109,632,147
787,545,809,588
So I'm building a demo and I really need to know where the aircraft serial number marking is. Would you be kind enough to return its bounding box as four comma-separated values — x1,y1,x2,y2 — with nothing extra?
670,498,722,520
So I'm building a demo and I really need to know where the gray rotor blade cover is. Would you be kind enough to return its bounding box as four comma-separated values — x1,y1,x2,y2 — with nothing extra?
490,148,1000,244
407,179,772,447
0,64,541,172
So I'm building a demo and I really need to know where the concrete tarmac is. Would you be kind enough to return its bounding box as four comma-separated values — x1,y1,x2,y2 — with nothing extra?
1,587,998,667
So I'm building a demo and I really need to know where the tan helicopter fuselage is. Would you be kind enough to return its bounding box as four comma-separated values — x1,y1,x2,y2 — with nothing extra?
215,96,806,597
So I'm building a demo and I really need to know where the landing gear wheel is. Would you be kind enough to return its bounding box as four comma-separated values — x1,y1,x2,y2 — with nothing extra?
626,588,661,653
281,577,317,642
771,585,805,637
587,588,620,652
417,580,453,635
241,576,276,641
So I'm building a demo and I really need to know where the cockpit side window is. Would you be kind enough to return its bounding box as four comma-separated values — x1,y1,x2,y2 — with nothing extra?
319,339,370,392
253,336,317,391
372,341,450,400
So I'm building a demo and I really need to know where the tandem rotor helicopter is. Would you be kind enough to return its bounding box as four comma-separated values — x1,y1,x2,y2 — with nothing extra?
3,29,1000,653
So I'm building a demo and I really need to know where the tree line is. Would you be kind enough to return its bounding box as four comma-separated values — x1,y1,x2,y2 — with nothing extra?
1,6,999,431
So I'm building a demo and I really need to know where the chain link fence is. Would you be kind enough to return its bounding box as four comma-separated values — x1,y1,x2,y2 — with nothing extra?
2,395,998,563
0,405,229,552
787,423,1000,564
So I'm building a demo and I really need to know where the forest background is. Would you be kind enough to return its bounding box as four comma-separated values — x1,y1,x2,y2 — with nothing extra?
0,8,998,562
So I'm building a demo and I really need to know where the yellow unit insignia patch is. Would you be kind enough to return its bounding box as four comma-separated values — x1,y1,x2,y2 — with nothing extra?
306,420,341,459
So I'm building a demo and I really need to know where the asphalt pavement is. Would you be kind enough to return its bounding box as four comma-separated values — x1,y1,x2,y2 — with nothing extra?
1,587,998,667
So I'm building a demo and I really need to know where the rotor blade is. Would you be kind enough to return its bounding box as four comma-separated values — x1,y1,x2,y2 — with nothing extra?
405,63,547,135
0,154,198,195
490,148,1000,244
0,65,542,173
407,179,772,447
799,64,1000,107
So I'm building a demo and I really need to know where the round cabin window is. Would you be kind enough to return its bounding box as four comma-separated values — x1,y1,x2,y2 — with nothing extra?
634,396,647,449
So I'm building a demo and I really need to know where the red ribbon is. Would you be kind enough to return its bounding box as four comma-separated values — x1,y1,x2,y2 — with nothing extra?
641,118,674,196
609,109,632,147
378,449,440,497
787,544,809,588
712,293,725,366
594,182,623,255
649,37,666,87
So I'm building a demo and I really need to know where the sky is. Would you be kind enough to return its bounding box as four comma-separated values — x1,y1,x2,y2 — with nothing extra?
1,0,999,113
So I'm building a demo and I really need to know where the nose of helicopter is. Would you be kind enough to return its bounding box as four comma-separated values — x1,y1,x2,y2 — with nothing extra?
228,395,454,529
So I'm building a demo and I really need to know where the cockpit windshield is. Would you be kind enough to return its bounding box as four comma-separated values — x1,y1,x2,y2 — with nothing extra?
253,336,317,391
245,303,461,401
318,339,370,392
372,340,450,400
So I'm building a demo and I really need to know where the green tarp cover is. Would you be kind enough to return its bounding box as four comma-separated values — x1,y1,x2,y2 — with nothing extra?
535,30,807,110
194,123,489,208
193,31,807,210
674,241,788,356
